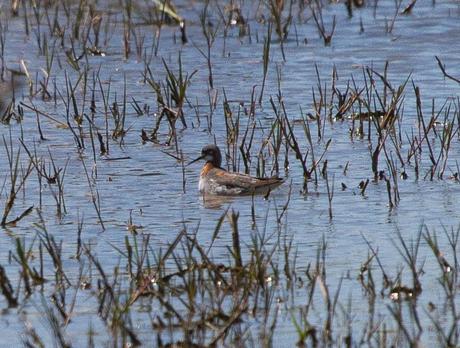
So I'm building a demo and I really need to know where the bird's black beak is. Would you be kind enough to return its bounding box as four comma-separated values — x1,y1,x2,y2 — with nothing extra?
187,154,205,166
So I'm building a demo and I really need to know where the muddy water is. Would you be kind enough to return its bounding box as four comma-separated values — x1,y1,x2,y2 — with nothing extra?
1,0,460,346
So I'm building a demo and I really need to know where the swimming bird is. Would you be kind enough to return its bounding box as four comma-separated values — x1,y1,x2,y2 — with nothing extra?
188,144,284,196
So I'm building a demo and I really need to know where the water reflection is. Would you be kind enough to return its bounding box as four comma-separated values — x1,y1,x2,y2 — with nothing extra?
200,194,235,209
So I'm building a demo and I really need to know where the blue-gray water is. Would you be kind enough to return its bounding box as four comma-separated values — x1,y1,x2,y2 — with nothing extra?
0,0,460,346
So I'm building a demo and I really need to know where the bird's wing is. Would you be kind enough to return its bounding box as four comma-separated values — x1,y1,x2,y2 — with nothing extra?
208,168,283,195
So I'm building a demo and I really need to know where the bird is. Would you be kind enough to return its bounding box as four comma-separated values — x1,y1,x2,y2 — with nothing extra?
188,144,284,196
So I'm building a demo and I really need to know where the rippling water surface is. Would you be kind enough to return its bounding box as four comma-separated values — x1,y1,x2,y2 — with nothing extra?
1,0,460,346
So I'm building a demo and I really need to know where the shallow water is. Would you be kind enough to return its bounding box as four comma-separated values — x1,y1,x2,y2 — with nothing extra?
1,0,460,346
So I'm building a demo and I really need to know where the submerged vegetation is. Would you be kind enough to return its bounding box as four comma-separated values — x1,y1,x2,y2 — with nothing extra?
0,0,459,346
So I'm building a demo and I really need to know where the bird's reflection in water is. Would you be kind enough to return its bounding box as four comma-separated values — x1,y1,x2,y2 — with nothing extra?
200,194,235,209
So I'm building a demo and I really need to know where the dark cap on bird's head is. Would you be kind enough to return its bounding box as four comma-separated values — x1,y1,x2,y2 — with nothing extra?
188,144,222,168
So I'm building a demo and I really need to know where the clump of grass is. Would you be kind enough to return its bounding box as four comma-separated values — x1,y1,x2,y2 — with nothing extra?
144,52,196,148
266,0,292,61
309,0,336,46
0,265,18,307
1,133,34,227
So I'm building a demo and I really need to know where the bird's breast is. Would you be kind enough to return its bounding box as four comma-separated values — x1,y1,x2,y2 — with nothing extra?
199,163,215,193
200,162,214,177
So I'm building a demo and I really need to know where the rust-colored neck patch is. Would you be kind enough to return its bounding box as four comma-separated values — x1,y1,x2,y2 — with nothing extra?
201,162,214,177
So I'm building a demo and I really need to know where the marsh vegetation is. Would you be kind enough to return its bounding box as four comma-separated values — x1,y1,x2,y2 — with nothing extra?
0,0,459,346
